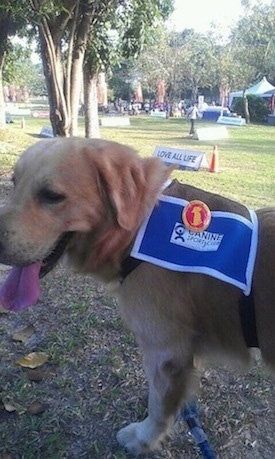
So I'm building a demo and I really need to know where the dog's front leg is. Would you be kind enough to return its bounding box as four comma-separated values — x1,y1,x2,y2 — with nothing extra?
117,349,194,456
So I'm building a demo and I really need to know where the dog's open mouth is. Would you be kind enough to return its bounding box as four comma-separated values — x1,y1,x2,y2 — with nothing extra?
39,233,72,278
0,233,72,312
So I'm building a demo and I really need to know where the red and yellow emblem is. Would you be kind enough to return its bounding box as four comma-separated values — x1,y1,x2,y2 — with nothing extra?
182,200,211,233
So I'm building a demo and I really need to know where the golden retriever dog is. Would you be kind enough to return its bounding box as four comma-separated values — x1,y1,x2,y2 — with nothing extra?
0,137,274,456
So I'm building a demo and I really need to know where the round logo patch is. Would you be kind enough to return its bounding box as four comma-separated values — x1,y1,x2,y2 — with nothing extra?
182,200,211,233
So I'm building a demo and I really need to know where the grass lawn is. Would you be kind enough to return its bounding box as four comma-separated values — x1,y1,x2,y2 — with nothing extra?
1,114,275,208
0,115,275,459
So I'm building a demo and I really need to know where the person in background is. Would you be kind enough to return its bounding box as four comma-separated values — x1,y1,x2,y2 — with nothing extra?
187,102,200,136
144,102,150,114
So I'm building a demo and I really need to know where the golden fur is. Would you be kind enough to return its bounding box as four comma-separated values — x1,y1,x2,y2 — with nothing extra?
0,137,274,456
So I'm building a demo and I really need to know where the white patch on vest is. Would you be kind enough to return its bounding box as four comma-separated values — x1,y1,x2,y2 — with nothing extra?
170,222,224,252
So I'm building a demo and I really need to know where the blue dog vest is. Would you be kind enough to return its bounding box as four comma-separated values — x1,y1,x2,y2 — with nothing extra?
131,195,258,296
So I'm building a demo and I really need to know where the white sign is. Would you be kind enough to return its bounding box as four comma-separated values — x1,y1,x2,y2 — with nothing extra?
153,146,205,171
100,117,130,127
150,110,166,118
40,126,53,138
5,108,31,116
32,111,49,119
217,116,246,126
193,126,228,141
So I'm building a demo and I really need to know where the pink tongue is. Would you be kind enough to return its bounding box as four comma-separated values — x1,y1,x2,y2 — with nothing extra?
0,262,42,312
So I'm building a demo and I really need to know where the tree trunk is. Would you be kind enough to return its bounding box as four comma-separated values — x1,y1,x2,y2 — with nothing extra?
192,86,198,103
70,14,92,137
243,94,250,123
38,26,70,137
70,54,85,137
83,68,100,138
30,0,84,137
0,14,9,131
0,53,6,130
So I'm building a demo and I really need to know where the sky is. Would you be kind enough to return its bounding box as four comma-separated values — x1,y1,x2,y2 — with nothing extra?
168,0,271,35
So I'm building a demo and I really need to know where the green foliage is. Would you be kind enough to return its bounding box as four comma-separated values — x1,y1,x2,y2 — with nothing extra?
120,0,174,59
0,0,31,42
130,1,275,104
84,0,174,77
2,0,275,133
230,2,275,86
232,95,269,122
2,43,46,95
108,62,134,100
132,28,224,103
3,43,29,83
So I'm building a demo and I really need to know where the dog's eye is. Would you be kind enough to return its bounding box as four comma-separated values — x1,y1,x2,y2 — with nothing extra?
37,188,66,205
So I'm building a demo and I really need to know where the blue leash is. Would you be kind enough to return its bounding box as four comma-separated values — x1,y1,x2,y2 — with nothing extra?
180,400,216,459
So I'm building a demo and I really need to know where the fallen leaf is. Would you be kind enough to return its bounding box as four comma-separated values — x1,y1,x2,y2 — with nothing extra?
1,398,26,415
27,401,48,415
15,352,49,369
24,367,55,382
12,325,35,342
2,401,17,413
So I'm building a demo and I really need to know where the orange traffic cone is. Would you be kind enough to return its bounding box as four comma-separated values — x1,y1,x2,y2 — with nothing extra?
209,145,219,173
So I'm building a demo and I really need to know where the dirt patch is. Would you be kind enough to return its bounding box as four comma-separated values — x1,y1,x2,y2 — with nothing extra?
0,179,275,459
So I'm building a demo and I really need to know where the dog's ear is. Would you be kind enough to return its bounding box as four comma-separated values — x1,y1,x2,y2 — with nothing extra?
86,145,173,231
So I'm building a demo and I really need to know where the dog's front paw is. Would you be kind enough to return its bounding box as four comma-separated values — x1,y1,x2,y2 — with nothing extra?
117,421,159,456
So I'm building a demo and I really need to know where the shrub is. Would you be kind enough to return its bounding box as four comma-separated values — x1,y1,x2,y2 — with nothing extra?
232,95,269,122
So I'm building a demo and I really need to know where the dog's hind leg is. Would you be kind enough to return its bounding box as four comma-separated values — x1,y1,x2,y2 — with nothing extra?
117,349,194,455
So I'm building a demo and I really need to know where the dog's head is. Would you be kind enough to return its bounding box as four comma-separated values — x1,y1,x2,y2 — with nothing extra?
0,137,173,311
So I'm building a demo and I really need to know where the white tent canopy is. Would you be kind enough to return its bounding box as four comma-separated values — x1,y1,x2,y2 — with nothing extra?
229,77,275,107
